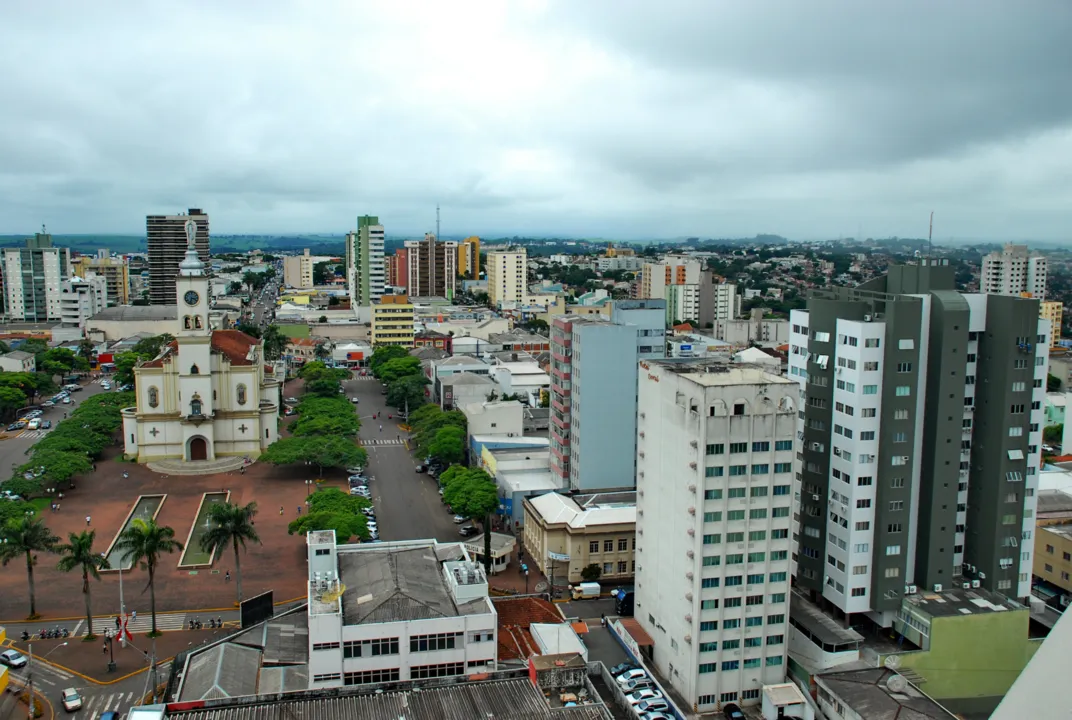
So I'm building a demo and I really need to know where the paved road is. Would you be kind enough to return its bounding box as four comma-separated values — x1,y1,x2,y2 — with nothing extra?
0,380,113,481
343,375,463,544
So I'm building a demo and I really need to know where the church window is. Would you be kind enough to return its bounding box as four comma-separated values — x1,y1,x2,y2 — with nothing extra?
194,316,203,329
190,395,203,416
148,386,159,408
190,364,200,375
237,384,247,405
183,316,191,329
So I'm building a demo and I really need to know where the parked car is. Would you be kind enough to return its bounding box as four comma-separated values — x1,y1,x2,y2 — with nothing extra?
61,397,72,404
1,490,23,502
722,703,744,720
633,699,669,716
452,515,466,524
610,661,638,676
0,649,28,668
41,420,51,429
621,677,655,693
284,408,296,416
361,507,375,517
285,397,299,404
346,466,365,475
616,669,648,685
347,475,367,483
351,489,371,498
640,713,673,720
459,525,478,537
415,464,426,473
42,401,54,407
61,688,84,711
625,688,663,705
5,424,20,432
351,397,360,403
100,711,121,720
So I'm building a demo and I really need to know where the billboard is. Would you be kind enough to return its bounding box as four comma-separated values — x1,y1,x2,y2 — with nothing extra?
240,590,274,629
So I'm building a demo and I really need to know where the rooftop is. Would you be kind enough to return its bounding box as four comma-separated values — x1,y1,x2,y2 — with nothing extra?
1,350,33,360
527,492,636,529
790,590,864,648
90,305,177,321
818,668,957,720
650,357,794,387
338,544,489,625
440,372,496,387
901,586,1023,619
493,597,565,661
1037,489,1072,515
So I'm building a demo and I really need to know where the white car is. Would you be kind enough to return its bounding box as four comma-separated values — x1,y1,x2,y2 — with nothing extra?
61,688,83,711
0,649,28,668
625,688,663,705
616,669,648,686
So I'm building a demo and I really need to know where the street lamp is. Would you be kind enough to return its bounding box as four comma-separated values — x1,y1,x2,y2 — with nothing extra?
305,479,314,496
104,630,116,672
27,641,67,719
523,564,529,594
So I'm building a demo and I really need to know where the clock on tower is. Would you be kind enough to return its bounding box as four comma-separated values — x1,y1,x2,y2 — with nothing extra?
184,290,200,306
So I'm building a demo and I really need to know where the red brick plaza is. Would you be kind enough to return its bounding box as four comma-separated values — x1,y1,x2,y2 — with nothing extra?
0,445,322,622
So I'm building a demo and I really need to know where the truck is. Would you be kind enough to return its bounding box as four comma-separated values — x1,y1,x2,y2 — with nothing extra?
569,582,601,600
613,587,635,617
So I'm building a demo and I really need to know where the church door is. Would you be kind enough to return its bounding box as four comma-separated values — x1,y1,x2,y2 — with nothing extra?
189,437,208,461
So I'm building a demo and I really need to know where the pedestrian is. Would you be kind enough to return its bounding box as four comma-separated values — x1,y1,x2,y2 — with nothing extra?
297,505,302,515
600,613,606,628
225,571,231,582
379,424,382,432
217,616,222,628
240,466,245,475
115,616,121,629
279,505,284,515
132,610,137,621
103,641,108,654
86,515,91,526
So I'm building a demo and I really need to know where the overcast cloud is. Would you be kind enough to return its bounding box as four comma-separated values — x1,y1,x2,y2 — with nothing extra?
1,0,1070,240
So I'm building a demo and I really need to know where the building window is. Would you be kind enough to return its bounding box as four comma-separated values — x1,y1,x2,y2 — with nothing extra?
410,663,465,679
589,541,599,553
148,386,159,408
410,633,461,652
895,385,911,396
312,673,341,682
705,466,724,477
236,384,247,405
312,642,340,651
617,561,627,573
190,396,203,416
604,539,614,552
190,364,200,375
706,443,724,455
729,442,748,453
618,538,628,551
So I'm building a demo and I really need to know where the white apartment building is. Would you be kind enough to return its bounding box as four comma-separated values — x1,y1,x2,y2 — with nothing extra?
306,532,498,689
3,236,70,322
60,274,108,327
347,215,386,307
982,243,1047,299
487,250,528,307
714,283,739,322
788,262,1048,629
283,249,315,289
636,359,795,711
667,283,701,324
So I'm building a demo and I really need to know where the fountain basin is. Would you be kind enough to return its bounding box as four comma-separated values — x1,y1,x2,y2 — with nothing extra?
177,491,231,568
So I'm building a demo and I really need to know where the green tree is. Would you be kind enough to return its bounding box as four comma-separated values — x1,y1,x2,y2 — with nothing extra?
260,435,367,478
111,518,184,636
378,357,422,383
1044,425,1063,443
236,321,262,338
199,501,261,604
17,449,92,488
318,315,328,324
242,270,266,293
369,345,408,375
77,338,95,363
1048,373,1062,393
314,341,332,360
228,280,244,294
386,375,428,411
113,352,141,388
428,425,466,466
0,515,59,618
261,325,287,361
288,511,368,542
441,467,499,573
580,564,602,582
290,412,360,437
308,487,372,515
56,530,109,638
130,334,174,359
306,377,342,397
0,385,27,420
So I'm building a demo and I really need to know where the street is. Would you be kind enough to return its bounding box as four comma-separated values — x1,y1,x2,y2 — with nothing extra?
0,379,113,481
342,375,463,544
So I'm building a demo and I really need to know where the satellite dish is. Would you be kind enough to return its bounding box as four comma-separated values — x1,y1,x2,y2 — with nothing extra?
886,675,908,693
884,655,901,669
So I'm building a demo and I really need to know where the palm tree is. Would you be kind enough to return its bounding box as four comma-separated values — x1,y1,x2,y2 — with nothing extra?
313,341,331,361
112,518,183,636
199,502,261,604
56,530,110,638
0,516,59,618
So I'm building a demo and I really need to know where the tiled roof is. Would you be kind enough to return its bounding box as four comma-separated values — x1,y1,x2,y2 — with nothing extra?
141,330,260,369
493,597,564,661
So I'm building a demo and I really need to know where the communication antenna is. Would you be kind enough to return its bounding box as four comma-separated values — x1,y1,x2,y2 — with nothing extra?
928,211,934,255
436,204,441,241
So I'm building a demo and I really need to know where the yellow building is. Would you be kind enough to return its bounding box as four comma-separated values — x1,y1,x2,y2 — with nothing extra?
73,255,130,306
371,294,415,347
605,244,635,258
1040,301,1063,348
486,249,528,307
458,236,481,279
1035,523,1072,597
523,491,636,584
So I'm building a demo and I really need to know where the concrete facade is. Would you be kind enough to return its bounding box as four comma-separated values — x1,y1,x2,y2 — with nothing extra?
346,215,385,307
981,243,1047,299
2,232,70,322
283,249,315,289
146,209,209,305
487,250,528,308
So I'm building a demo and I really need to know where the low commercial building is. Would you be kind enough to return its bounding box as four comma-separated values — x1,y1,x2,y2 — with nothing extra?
462,400,524,439
370,295,415,347
490,360,550,402
522,492,636,586
0,350,35,373
463,532,517,575
1034,519,1072,608
439,372,496,410
816,668,957,720
331,341,371,368
306,532,498,689
480,446,561,528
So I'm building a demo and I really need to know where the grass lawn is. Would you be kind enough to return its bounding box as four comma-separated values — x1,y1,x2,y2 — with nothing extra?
28,497,51,514
277,324,311,339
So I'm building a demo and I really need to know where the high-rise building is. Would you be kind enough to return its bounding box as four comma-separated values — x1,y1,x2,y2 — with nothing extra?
72,252,129,306
1039,301,1063,348
283,249,315,289
60,274,108,327
982,244,1048,299
458,236,481,278
635,359,796,711
486,249,527,307
549,299,665,491
2,231,70,322
386,248,408,291
370,295,415,347
639,258,704,324
789,260,1048,626
404,233,457,299
346,215,385,307
147,208,209,305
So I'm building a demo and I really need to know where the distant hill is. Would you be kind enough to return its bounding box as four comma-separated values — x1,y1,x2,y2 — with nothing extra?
0,234,146,253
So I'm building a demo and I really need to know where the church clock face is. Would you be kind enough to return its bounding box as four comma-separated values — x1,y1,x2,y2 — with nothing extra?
184,290,200,306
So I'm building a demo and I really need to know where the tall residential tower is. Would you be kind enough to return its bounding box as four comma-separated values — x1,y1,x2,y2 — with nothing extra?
2,231,70,321
346,215,385,307
405,233,457,299
147,209,209,305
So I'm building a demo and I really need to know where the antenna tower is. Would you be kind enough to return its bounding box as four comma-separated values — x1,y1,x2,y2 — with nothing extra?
928,211,934,255
436,204,440,241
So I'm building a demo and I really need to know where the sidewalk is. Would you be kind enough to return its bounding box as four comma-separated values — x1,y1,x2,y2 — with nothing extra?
10,626,233,685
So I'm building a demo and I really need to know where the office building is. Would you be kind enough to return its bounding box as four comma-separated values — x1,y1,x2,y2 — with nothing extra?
346,215,386,306
982,243,1047,299
635,359,796,711
283,249,315,289
386,248,408,290
147,208,209,305
1039,301,1063,348
306,531,497,689
486,249,528,307
549,299,665,491
2,231,70,322
72,252,129,306
405,233,458,299
60,274,108,327
788,260,1048,627
458,236,481,279
370,295,415,347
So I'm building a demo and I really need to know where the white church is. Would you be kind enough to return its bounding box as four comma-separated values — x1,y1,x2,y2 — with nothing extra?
121,221,280,463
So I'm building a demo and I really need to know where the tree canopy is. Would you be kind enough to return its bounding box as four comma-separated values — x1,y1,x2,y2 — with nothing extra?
260,434,367,478
369,345,408,375
386,375,428,412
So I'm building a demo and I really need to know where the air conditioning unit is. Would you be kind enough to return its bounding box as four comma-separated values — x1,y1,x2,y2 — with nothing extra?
685,592,693,601
933,584,943,592
812,494,820,501
971,580,981,588
687,507,696,515
639,431,645,438
689,462,697,470
684,634,692,643
686,550,694,559
688,484,696,493
684,614,692,623
864,314,873,322
905,585,917,595
686,529,695,536
690,439,698,448
978,572,986,579
686,572,694,580
962,582,971,590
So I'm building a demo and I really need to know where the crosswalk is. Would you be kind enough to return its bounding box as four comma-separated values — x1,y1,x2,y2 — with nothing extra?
82,613,187,636
349,375,376,381
5,658,75,688
15,429,49,439
82,690,140,718
362,438,405,446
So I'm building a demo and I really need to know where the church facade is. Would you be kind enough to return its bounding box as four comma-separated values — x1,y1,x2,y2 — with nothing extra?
121,221,280,463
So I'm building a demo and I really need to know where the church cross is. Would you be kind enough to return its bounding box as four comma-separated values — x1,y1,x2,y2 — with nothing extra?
238,424,249,434
149,427,160,437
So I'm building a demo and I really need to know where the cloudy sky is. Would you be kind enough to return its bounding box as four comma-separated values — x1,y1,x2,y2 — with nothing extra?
1,1,1070,240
